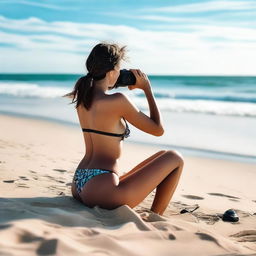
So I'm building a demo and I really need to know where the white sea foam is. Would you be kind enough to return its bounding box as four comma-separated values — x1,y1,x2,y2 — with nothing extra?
134,89,256,103
1,82,256,117
123,89,256,117
130,96,256,117
0,82,69,98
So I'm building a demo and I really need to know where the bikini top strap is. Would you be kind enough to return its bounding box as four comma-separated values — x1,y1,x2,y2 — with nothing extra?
82,128,123,137
122,117,128,128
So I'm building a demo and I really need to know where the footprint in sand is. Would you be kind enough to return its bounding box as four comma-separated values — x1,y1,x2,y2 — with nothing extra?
193,212,221,225
182,195,204,200
229,199,240,202
172,201,191,208
43,175,53,179
43,175,66,184
195,232,221,246
17,183,29,188
20,231,43,243
230,230,256,243
56,180,65,184
53,169,67,173
207,192,240,200
3,180,15,183
19,176,29,181
18,185,29,188
29,170,37,174
37,239,58,256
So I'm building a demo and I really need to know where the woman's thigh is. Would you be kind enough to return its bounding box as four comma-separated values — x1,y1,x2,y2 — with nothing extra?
118,150,184,208
119,150,166,182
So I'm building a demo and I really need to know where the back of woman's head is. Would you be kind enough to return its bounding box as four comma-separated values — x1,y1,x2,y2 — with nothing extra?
70,42,127,110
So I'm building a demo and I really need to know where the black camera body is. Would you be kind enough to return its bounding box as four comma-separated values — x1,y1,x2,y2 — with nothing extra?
114,69,136,88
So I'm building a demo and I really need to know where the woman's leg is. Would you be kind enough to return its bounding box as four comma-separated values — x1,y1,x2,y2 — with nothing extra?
119,150,166,182
150,162,183,215
118,150,184,215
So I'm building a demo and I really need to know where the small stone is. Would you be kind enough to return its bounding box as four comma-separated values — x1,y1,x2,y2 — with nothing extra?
168,234,176,240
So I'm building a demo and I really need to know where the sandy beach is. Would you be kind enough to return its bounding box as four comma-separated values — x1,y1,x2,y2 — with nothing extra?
0,113,256,256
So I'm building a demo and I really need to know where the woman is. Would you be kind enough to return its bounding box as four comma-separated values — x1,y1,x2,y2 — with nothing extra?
69,42,184,216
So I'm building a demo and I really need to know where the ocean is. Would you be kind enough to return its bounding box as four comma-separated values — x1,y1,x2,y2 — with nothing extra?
1,74,256,162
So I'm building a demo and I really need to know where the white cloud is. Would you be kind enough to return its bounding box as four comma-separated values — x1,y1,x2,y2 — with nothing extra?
189,24,256,42
103,11,256,33
0,16,256,75
0,0,75,10
0,30,94,52
144,1,256,13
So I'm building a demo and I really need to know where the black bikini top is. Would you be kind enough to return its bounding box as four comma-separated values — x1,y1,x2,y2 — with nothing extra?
82,117,130,140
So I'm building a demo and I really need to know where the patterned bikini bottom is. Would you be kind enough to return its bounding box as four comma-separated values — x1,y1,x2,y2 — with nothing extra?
73,168,113,194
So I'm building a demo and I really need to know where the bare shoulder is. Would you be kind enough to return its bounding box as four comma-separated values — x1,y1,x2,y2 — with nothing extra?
94,92,123,106
108,92,134,106
107,92,126,101
101,92,139,121
96,92,130,116
106,92,131,107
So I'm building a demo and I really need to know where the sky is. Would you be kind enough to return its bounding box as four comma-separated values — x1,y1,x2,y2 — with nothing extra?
0,0,256,75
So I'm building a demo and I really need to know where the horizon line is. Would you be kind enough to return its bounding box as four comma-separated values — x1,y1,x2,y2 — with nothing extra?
1,73,256,77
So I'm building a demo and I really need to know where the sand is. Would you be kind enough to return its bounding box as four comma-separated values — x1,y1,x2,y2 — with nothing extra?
0,114,256,256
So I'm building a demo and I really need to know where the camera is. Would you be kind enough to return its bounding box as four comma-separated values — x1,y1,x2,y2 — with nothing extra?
114,69,136,88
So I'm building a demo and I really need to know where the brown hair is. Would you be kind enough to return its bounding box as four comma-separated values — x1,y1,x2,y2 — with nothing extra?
68,42,127,110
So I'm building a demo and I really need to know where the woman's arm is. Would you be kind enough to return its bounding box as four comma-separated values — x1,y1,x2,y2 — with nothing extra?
114,69,164,136
143,85,164,135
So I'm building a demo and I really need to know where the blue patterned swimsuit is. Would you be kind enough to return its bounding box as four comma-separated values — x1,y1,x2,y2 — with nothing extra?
74,168,114,194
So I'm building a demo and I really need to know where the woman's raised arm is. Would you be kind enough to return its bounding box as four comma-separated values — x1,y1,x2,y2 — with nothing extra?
114,69,164,136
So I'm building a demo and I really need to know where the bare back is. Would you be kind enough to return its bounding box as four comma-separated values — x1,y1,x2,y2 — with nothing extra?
76,93,126,175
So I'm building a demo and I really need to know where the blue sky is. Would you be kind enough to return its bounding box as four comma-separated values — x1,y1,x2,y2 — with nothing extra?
1,0,256,75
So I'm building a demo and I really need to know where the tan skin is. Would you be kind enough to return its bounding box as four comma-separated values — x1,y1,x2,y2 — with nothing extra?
71,64,184,216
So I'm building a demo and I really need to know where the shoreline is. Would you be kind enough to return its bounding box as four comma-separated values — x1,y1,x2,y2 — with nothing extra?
1,110,256,164
1,113,256,255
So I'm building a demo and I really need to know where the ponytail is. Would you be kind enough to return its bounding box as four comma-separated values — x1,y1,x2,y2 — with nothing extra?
69,74,94,110
64,42,127,110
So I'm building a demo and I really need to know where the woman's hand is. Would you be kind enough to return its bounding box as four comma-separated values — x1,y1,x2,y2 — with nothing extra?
128,69,151,91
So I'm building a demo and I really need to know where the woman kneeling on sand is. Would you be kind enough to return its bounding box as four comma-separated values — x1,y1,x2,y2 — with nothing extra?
69,42,184,216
